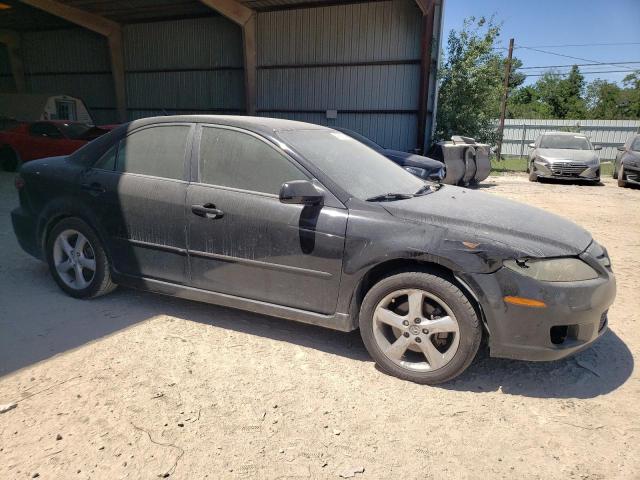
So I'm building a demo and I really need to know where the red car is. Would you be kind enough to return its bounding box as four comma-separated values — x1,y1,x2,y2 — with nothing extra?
0,121,113,171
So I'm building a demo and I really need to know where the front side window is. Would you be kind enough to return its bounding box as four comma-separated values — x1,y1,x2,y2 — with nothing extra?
117,125,189,180
199,126,308,195
278,129,425,201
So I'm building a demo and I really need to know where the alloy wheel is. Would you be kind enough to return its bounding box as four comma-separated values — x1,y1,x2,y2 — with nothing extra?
372,288,460,372
52,229,97,290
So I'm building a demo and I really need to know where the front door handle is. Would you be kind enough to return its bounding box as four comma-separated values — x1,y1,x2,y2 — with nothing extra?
80,182,105,196
191,203,224,219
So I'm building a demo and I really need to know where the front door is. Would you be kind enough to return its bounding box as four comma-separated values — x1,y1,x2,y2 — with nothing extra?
78,123,193,284
186,125,347,314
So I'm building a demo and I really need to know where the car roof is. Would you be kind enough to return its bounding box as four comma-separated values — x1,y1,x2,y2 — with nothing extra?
540,131,588,137
122,115,330,137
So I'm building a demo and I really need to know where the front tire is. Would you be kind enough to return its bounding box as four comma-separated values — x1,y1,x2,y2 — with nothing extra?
359,272,482,385
528,162,538,182
46,217,117,298
0,146,18,172
618,164,626,188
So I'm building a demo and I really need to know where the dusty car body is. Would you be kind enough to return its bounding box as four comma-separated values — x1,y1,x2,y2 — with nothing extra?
528,132,602,183
613,134,640,187
12,116,616,384
0,121,113,171
334,127,445,182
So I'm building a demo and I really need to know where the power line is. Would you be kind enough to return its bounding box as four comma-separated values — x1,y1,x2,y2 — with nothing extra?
517,46,638,72
523,69,637,78
517,61,640,70
495,42,640,50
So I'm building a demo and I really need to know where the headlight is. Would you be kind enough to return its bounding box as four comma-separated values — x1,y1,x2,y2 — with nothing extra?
503,258,599,282
535,156,549,164
404,166,426,178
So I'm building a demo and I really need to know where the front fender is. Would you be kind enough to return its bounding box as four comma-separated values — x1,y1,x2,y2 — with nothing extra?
335,205,509,315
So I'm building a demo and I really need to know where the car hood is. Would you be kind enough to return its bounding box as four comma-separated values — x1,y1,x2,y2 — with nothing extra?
384,149,444,170
537,148,598,163
382,185,593,258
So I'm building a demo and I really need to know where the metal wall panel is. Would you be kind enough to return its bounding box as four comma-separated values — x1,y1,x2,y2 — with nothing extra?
0,44,14,92
502,119,640,160
257,0,423,151
124,17,243,70
20,28,117,122
258,65,420,110
124,16,245,120
257,110,418,151
22,29,111,73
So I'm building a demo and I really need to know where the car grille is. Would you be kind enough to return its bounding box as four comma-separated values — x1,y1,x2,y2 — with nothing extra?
549,162,588,176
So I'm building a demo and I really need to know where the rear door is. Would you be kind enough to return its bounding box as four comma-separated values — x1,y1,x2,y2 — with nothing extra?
186,124,348,314
78,123,193,284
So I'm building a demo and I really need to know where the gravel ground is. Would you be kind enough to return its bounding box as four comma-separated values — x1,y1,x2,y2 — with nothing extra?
0,171,638,480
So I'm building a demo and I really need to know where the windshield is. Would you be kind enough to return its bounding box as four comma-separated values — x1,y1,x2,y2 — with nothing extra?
539,134,592,150
337,128,383,151
632,137,640,152
59,123,93,140
278,129,426,200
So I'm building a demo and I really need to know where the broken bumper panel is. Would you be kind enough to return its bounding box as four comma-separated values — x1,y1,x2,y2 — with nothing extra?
459,249,616,362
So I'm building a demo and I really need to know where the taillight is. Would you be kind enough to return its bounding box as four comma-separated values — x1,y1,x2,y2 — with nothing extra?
14,174,25,190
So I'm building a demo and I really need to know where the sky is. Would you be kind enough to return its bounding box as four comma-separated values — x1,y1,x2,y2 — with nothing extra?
441,0,640,86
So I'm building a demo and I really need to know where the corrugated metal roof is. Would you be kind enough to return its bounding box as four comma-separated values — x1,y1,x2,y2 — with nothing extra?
0,0,394,31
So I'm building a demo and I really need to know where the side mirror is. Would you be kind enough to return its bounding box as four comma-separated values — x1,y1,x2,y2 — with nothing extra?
593,145,602,151
528,143,535,148
279,180,324,206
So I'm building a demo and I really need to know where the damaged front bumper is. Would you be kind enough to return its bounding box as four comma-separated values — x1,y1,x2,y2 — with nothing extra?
458,244,616,361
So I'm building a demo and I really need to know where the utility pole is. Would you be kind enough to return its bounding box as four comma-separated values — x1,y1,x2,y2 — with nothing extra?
496,38,514,162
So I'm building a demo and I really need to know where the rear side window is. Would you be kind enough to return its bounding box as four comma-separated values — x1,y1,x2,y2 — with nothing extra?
117,125,189,180
94,143,118,170
199,126,307,194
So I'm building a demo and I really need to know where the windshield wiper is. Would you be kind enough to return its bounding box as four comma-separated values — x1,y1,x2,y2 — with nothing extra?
366,192,414,202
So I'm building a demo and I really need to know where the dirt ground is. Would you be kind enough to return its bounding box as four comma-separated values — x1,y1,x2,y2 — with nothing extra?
1,171,638,480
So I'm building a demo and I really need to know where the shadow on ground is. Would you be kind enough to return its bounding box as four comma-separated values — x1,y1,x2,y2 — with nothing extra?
441,329,633,399
2,269,632,401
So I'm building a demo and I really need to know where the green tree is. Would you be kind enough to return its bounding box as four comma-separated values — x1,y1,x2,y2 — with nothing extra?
434,17,509,143
535,66,587,118
586,80,623,118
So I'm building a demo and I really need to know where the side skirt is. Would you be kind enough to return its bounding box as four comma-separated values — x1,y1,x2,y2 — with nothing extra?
112,272,357,332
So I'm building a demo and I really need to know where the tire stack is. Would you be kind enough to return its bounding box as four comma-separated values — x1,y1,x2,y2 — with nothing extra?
428,136,491,186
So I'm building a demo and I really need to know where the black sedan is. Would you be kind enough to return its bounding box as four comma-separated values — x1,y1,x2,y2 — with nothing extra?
12,116,616,384
334,127,445,182
613,134,640,187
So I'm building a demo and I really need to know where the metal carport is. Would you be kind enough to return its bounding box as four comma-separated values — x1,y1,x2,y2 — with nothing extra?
0,0,444,151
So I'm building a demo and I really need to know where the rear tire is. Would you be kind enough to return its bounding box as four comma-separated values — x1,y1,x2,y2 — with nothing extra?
46,217,117,299
612,161,618,179
359,272,481,385
0,146,18,172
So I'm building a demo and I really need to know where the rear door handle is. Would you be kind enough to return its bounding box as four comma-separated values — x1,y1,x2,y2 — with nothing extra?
191,203,224,219
80,182,105,196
